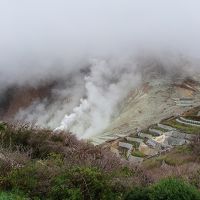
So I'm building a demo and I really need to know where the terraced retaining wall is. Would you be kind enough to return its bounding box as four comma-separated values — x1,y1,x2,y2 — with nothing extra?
180,117,200,125
176,118,200,127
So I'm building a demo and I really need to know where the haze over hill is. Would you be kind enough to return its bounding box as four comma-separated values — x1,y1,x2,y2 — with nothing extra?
1,1,200,141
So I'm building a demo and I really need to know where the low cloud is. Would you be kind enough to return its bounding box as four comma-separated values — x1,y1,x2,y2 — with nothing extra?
1,1,200,138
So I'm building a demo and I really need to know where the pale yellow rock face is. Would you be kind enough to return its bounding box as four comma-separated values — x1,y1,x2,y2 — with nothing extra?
154,135,167,144
138,143,158,156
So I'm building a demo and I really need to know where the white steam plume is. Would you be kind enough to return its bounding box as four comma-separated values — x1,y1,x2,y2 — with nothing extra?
55,58,141,138
14,70,87,128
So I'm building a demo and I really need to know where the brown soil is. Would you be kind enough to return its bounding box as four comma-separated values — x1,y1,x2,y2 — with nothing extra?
1,83,55,120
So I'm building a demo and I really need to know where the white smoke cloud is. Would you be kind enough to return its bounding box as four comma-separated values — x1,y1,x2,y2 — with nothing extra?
55,58,141,138
14,70,87,128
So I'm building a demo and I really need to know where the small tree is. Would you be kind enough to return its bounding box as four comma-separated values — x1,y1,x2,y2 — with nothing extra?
124,187,149,200
50,167,117,200
149,178,200,200
0,122,6,132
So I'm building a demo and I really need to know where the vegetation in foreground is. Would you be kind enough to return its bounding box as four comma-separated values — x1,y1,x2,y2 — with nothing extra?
0,122,200,199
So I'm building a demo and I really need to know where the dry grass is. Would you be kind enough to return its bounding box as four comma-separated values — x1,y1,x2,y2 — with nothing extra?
143,145,195,169
0,122,127,173
145,162,200,184
183,106,200,116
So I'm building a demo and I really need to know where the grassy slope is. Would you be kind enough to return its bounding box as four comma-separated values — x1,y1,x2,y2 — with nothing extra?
162,118,200,134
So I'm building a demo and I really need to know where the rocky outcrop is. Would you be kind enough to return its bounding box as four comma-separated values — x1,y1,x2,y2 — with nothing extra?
158,123,176,131
138,132,153,139
128,155,144,165
149,128,163,136
118,142,133,158
139,142,158,156
126,137,143,144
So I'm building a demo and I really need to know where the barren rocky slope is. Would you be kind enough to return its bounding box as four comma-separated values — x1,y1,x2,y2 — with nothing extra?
92,76,200,144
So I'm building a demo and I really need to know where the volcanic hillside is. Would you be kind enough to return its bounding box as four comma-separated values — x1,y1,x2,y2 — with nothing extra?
92,76,200,144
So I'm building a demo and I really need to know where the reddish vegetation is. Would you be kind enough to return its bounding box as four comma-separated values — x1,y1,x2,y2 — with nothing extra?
142,83,152,93
183,106,200,116
0,122,126,172
1,83,55,120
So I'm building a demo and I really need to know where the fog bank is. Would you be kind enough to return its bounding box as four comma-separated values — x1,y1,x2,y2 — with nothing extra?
1,1,200,138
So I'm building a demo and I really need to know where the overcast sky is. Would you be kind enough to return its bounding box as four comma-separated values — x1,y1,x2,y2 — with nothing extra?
1,1,200,135
0,0,200,85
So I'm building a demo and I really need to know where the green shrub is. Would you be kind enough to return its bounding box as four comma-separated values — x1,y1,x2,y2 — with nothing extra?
124,187,149,200
50,167,117,200
132,150,145,158
2,161,60,199
0,191,27,200
6,163,38,194
149,178,200,200
2,165,121,199
0,122,6,132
